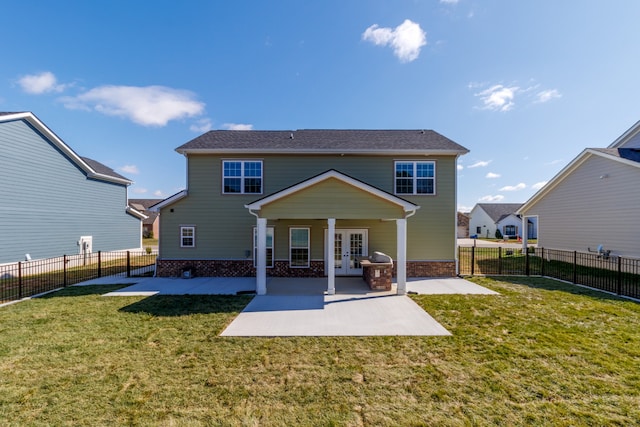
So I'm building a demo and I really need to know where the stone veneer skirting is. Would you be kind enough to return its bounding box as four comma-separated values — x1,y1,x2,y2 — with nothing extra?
156,259,457,278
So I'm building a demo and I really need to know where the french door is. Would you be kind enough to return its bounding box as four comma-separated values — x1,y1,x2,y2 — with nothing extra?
326,229,368,276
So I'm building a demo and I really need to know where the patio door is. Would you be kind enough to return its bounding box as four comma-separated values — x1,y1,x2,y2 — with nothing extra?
327,229,368,276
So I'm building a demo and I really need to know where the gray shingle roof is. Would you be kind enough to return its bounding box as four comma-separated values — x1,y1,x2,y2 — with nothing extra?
81,157,130,182
177,129,469,154
591,148,640,163
477,203,523,222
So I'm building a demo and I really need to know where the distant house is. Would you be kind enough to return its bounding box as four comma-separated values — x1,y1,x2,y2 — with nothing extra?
128,199,163,238
469,203,537,239
457,212,469,238
0,112,145,264
518,120,640,258
152,129,469,295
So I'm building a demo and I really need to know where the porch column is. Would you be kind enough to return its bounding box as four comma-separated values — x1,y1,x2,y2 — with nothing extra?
256,217,267,295
521,215,528,254
396,218,407,295
327,218,336,295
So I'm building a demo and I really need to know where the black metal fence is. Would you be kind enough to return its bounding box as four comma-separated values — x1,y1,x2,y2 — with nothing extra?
0,250,157,304
459,246,640,300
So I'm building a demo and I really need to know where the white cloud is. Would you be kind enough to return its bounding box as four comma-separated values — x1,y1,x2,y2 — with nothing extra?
61,85,205,127
476,84,518,112
532,181,548,190
545,159,563,166
190,118,213,133
440,0,459,3
536,89,561,103
223,123,254,130
479,195,505,202
362,19,427,63
468,160,490,168
458,205,473,213
120,164,139,175
499,183,526,191
457,164,464,171
153,190,165,197
18,71,67,94
132,187,148,194
486,172,501,179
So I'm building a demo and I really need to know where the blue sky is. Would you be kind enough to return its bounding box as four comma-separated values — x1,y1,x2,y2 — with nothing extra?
2,1,639,211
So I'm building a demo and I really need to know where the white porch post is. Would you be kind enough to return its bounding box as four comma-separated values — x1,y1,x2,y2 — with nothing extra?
256,217,267,295
521,215,528,254
396,218,407,295
327,218,336,295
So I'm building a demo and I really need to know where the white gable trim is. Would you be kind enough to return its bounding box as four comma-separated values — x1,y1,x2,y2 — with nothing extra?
608,120,640,148
245,169,420,213
0,112,131,186
149,190,188,212
519,148,640,215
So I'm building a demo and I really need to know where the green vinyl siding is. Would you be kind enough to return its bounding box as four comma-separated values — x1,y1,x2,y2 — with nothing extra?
259,178,405,219
0,119,140,264
159,153,457,262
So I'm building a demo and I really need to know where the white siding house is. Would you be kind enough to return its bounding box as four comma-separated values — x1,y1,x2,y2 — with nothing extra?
468,203,535,239
518,120,640,258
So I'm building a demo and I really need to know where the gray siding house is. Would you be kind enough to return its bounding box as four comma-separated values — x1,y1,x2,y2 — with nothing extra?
152,129,468,295
518,120,640,258
0,112,145,264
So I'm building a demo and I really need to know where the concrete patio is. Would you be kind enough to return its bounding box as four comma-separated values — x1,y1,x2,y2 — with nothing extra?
78,275,498,337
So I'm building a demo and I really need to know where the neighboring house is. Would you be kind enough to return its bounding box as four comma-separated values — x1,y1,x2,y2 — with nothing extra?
152,129,469,294
518,120,640,258
128,199,163,238
457,212,469,238
0,112,145,264
469,203,537,239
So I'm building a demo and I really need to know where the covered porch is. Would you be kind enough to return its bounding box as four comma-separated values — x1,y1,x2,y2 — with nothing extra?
245,170,420,296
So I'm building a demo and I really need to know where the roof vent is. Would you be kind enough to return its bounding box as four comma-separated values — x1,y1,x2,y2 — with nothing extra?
290,132,294,139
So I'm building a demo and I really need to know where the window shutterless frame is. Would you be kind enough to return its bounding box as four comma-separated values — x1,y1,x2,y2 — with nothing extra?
253,226,274,268
289,227,310,268
394,160,436,195
222,160,263,194
180,226,195,248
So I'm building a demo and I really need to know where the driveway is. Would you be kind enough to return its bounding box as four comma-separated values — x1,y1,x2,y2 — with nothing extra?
458,238,535,249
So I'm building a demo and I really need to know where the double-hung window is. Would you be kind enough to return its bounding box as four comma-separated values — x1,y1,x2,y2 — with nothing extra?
394,161,435,195
253,226,274,268
289,228,310,268
223,160,263,194
504,225,517,236
180,226,195,248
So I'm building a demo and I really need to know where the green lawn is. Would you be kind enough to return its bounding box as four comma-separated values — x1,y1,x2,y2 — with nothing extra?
1,277,639,425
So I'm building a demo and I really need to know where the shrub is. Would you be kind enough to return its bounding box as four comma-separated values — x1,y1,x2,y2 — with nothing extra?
495,229,503,239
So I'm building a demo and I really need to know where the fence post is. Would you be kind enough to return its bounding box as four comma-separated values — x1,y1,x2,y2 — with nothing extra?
98,251,102,278
498,247,502,275
18,261,23,300
573,251,577,284
526,247,530,276
541,248,545,277
471,245,475,276
63,255,67,287
617,256,622,295
127,251,131,278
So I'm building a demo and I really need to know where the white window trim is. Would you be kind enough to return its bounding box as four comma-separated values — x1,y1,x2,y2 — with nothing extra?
222,160,263,195
394,160,436,195
253,226,274,268
289,227,310,268
180,226,196,248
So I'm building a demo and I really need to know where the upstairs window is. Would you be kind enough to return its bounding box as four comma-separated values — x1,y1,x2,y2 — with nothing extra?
395,161,435,195
223,160,263,194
